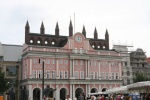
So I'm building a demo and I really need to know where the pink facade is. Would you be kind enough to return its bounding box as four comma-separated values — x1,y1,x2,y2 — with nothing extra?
22,32,122,100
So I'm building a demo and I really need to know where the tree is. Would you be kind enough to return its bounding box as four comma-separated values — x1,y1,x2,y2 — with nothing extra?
133,73,148,83
0,67,9,95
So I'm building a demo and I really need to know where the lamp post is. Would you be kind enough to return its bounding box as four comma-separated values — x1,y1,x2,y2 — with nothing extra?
15,62,19,100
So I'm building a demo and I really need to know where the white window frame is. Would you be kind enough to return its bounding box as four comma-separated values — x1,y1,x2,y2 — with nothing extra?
75,71,79,79
46,59,50,64
64,71,68,79
59,71,63,79
33,58,37,64
52,59,55,64
46,70,50,79
95,72,98,79
74,48,77,53
106,73,109,80
75,60,78,65
80,71,84,79
112,73,114,80
33,70,37,78
90,72,94,79
100,73,104,79
80,48,83,54
116,73,119,80
52,71,55,79
38,70,42,78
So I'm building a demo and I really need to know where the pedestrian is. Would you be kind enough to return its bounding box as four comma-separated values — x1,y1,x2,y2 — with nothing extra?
65,95,71,100
9,88,15,100
78,93,84,100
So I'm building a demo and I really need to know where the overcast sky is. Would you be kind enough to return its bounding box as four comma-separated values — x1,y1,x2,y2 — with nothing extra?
0,0,150,56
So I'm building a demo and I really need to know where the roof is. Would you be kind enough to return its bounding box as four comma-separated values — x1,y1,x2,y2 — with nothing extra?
2,44,23,61
147,57,150,62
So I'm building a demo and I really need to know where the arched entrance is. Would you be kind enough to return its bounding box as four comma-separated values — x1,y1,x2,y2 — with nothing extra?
60,88,67,100
102,88,107,92
91,88,98,93
33,88,40,100
75,88,84,99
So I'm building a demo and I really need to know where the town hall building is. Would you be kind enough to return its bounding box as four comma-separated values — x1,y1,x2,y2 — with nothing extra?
21,20,123,100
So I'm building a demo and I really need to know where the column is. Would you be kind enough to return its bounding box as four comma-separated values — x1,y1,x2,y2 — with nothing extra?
56,58,59,78
86,84,88,97
72,59,74,77
98,61,101,78
85,60,87,77
88,84,90,94
108,61,111,79
87,60,89,77
70,84,72,99
72,84,75,99
119,62,122,80
55,84,59,100
30,58,32,78
99,85,101,92
70,59,72,77
28,85,32,100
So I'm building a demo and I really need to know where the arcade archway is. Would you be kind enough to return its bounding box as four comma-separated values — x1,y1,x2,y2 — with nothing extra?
33,88,40,100
75,88,84,99
91,88,98,93
60,88,67,100
102,88,108,92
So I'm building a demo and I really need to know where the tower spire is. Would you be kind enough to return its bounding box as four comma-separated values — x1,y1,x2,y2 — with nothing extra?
69,20,73,37
82,25,86,38
94,27,98,39
40,21,45,34
55,22,59,36
25,20,30,34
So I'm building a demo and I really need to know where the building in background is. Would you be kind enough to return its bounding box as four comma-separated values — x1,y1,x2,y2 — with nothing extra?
113,45,133,85
130,48,150,82
21,20,123,100
0,42,22,99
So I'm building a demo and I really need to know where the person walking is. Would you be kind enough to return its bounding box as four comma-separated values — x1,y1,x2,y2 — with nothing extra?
78,93,84,100
9,88,15,100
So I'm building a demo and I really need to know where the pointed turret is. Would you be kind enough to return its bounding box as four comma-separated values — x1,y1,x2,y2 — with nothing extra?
105,29,109,40
55,22,59,36
82,25,86,38
25,21,30,34
40,22,45,34
69,20,73,37
94,27,98,39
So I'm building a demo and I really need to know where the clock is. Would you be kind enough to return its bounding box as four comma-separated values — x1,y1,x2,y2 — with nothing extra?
75,35,82,42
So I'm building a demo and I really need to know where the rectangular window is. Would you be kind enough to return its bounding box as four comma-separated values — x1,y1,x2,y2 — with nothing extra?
38,70,42,78
112,73,114,80
46,71,50,79
106,73,109,80
75,60,78,65
59,71,63,79
64,60,68,65
100,73,104,79
80,71,84,79
94,62,97,66
116,73,119,80
74,48,77,53
33,70,37,78
46,59,50,64
6,66,16,77
75,71,79,79
80,60,84,65
33,58,37,64
90,72,94,79
80,48,83,54
52,59,55,64
64,71,68,79
95,72,98,79
59,60,63,64
52,71,55,79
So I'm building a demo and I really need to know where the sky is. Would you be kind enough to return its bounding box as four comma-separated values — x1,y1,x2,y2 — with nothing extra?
0,0,150,56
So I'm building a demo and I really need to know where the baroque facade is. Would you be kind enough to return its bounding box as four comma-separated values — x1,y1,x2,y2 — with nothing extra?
21,20,123,100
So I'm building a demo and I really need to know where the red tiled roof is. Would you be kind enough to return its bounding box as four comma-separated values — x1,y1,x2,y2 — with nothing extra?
147,57,150,62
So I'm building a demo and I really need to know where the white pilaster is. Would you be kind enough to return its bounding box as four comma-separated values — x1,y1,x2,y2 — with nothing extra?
85,60,87,77
70,84,72,99
99,85,101,92
88,84,90,94
56,59,59,78
30,58,32,78
72,84,75,98
28,85,32,100
87,60,89,77
70,59,72,77
55,84,59,100
109,61,111,79
98,61,100,78
72,59,74,77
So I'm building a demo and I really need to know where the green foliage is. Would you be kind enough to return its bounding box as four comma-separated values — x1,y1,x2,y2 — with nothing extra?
133,73,148,83
0,68,10,95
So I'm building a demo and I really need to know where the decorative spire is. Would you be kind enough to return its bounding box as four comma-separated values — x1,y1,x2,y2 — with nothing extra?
82,25,86,38
69,20,73,37
94,27,98,39
40,21,45,34
105,29,109,40
55,22,59,36
25,20,30,34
